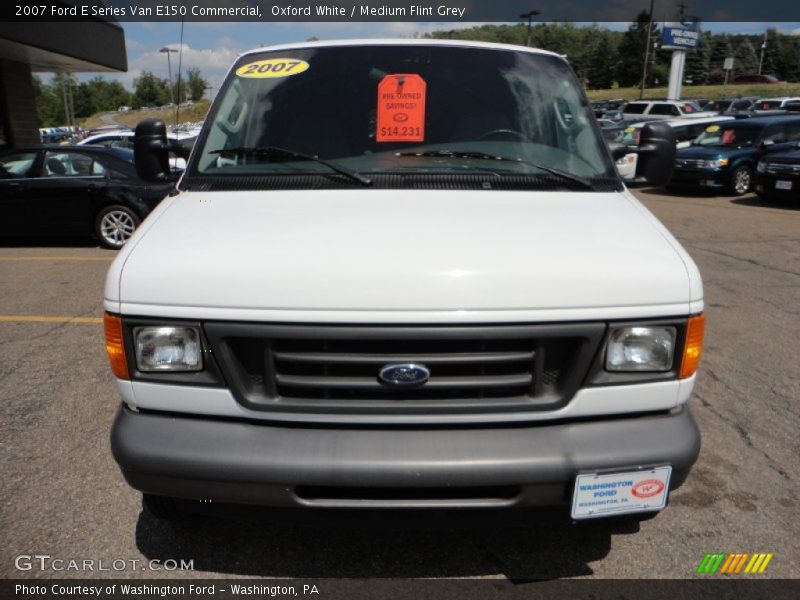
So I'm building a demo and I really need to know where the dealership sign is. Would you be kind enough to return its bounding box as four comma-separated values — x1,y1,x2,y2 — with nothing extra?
661,20,701,50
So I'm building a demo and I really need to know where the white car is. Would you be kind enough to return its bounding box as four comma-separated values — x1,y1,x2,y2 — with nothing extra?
79,131,196,171
105,40,704,523
622,100,718,121
614,115,736,180
752,97,800,111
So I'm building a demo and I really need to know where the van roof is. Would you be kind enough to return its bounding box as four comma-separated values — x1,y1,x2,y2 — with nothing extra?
238,38,564,61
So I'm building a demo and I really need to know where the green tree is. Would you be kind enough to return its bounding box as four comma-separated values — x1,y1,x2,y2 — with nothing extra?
186,68,208,102
132,71,170,108
771,34,800,81
684,32,711,85
586,34,616,89
733,38,759,74
707,35,734,84
616,11,659,88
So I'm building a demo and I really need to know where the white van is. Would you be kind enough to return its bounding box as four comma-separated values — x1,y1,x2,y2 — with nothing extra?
105,40,704,522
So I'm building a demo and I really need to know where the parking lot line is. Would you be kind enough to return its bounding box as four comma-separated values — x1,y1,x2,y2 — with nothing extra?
0,256,113,261
0,316,103,324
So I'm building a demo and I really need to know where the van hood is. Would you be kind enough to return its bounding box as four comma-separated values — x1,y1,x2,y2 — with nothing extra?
110,190,701,322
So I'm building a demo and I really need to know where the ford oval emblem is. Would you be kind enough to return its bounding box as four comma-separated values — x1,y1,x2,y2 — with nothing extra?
378,363,430,387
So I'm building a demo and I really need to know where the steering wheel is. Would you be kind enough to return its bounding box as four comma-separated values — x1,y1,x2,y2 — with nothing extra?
477,129,530,142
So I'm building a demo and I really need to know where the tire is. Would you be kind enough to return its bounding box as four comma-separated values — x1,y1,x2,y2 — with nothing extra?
142,494,185,521
730,166,753,196
95,204,140,249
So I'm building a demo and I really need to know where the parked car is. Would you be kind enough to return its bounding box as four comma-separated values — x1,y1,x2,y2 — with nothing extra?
706,97,757,114
0,146,173,248
754,143,800,201
669,116,800,195
614,116,736,181
732,73,782,84
107,40,704,525
751,97,800,112
591,99,625,118
621,100,717,121
601,108,626,121
79,130,196,172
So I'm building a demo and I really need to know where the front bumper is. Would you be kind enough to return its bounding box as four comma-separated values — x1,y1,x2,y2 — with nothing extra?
670,169,729,190
755,174,800,198
111,405,701,510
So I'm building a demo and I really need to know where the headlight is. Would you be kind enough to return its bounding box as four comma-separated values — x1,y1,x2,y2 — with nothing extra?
134,327,202,372
756,161,767,173
703,158,729,169
605,326,676,372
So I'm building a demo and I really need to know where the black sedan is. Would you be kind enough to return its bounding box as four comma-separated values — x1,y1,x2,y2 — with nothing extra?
0,146,173,249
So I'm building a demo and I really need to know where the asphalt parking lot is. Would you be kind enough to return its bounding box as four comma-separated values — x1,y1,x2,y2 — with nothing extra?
0,188,798,582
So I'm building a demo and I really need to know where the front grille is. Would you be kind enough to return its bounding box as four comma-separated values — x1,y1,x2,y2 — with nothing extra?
675,159,706,170
271,337,537,401
763,163,800,176
204,323,605,419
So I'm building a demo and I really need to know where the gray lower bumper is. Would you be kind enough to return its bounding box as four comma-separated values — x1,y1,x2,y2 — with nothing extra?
111,406,700,509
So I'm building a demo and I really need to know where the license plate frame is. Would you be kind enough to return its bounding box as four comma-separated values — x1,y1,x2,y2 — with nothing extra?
571,465,672,520
775,180,793,191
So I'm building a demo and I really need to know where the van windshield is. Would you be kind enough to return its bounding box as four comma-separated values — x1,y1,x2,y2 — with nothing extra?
189,45,617,189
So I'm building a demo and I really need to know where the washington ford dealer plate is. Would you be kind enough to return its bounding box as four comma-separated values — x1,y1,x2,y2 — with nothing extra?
571,466,672,519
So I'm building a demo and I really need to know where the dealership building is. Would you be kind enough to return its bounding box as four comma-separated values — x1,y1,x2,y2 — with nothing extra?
0,7,126,147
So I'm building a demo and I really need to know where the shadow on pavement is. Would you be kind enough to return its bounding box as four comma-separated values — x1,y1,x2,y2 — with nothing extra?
0,235,100,248
637,186,721,198
135,504,641,580
729,196,800,211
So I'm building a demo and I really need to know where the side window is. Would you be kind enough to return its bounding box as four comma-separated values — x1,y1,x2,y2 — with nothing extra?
0,151,38,178
649,104,672,115
625,103,647,114
44,151,103,177
91,160,107,176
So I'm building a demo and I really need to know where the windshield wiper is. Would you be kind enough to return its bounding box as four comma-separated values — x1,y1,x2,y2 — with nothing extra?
395,150,596,190
210,146,372,186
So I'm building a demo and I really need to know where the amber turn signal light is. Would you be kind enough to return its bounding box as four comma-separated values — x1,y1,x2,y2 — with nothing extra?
679,313,705,379
104,312,130,380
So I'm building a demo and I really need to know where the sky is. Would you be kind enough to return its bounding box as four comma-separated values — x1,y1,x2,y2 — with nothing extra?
64,21,800,94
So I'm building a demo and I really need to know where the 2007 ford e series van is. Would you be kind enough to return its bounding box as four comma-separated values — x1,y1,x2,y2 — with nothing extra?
105,40,704,521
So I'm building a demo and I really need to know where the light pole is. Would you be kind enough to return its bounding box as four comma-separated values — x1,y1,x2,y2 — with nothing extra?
519,9,541,47
159,47,178,105
639,0,656,100
758,31,767,75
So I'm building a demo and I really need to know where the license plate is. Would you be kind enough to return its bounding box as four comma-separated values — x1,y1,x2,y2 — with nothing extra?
571,466,672,520
776,180,793,190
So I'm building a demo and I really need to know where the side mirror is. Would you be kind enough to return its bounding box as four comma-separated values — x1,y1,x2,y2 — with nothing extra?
635,122,676,187
607,141,632,161
134,119,170,182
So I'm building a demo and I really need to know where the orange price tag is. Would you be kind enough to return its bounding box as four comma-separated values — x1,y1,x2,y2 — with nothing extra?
376,74,426,143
